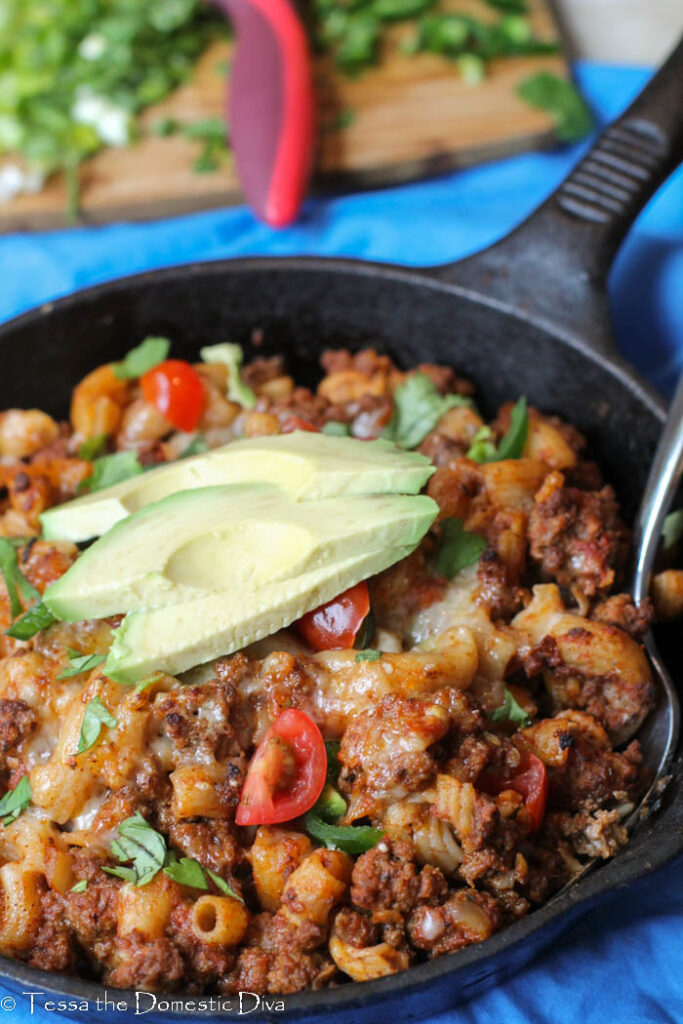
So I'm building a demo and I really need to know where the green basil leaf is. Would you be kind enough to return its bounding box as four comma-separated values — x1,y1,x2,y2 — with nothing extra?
200,343,257,410
0,775,31,826
5,601,56,640
78,451,143,495
58,649,107,680
517,72,593,142
76,696,117,755
304,812,384,854
78,434,107,461
355,649,382,662
71,879,88,893
491,686,531,727
108,811,167,887
435,518,487,578
113,337,170,380
382,373,472,449
163,855,208,890
321,421,351,437
205,868,244,903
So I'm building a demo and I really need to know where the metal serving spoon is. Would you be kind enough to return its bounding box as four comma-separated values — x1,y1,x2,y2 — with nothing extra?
553,376,683,891
627,373,683,801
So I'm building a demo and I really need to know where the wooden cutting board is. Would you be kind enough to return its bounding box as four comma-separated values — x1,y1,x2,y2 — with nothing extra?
0,0,569,231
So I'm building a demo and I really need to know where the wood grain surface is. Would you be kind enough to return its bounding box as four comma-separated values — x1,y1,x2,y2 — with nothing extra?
0,0,569,231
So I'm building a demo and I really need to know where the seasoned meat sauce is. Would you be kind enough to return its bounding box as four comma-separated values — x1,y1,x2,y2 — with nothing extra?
0,347,664,994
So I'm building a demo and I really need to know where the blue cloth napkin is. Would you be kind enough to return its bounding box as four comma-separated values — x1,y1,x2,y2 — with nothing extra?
0,60,682,1024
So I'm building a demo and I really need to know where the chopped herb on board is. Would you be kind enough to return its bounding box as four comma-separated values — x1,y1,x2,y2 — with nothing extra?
517,72,594,142
0,0,230,214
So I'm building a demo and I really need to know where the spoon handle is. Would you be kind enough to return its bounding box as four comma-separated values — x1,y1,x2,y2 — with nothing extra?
632,375,683,604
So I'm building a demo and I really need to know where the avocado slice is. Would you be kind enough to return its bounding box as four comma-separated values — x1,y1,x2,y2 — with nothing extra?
104,543,419,684
40,433,434,543
44,484,438,623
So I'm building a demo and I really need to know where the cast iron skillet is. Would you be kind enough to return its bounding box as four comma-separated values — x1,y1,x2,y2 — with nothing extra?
0,39,682,1024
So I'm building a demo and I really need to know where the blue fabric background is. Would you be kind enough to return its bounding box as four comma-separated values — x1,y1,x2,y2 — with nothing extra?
0,61,682,1023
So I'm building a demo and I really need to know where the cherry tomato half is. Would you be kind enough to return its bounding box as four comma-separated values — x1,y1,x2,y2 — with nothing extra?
235,709,326,826
141,359,204,432
280,416,320,434
295,581,372,652
477,751,548,831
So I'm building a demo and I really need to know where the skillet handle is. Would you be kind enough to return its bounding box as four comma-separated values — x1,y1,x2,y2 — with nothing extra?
435,36,683,353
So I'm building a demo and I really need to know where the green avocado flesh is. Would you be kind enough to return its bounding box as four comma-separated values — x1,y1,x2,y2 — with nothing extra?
44,483,437,623
40,432,434,543
104,543,418,684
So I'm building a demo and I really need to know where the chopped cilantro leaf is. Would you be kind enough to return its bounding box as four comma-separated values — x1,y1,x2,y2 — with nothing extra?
435,518,486,578
383,373,472,449
113,337,170,380
78,451,143,495
491,687,532,727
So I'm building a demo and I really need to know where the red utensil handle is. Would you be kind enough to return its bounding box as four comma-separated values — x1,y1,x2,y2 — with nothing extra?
216,0,315,227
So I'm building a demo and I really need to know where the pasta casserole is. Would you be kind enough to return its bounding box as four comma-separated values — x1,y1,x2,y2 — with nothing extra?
0,340,674,995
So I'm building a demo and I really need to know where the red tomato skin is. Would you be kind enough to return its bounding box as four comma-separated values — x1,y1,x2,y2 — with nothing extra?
280,416,320,434
141,359,204,432
510,752,549,831
236,709,326,826
295,581,371,651
477,751,548,831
